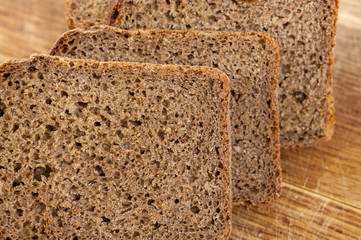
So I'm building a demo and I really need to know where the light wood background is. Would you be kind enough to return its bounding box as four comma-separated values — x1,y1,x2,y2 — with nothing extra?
0,0,360,239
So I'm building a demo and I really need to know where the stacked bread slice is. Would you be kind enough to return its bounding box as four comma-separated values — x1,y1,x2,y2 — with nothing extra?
66,0,338,148
0,55,232,239
49,27,282,206
0,0,339,238
0,31,281,240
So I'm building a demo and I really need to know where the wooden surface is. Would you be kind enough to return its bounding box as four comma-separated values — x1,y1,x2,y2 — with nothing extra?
0,0,360,239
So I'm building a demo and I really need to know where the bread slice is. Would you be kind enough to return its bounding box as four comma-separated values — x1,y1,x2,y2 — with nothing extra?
0,54,232,239
107,0,338,148
50,26,282,206
65,0,113,29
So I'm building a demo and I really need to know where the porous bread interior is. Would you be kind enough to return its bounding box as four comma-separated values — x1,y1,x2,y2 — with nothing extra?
50,27,281,205
110,0,337,147
0,55,231,239
65,0,111,29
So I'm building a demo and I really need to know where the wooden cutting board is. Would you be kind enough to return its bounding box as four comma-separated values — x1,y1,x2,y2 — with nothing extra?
0,0,360,239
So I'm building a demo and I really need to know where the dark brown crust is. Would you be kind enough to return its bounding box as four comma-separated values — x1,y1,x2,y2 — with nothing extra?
214,67,232,240
109,0,123,26
49,26,282,209
0,54,233,239
49,29,84,55
318,0,338,144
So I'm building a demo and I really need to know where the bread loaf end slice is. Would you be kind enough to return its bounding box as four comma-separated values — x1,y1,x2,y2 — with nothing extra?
0,54,232,239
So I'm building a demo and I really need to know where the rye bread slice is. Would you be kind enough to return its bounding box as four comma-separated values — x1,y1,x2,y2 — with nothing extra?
105,0,338,147
50,26,282,206
0,54,232,239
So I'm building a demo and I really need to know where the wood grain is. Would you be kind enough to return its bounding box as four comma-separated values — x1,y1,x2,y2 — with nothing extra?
0,0,361,239
232,183,361,240
0,0,67,61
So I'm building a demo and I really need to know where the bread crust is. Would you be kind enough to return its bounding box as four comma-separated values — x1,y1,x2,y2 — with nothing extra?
214,66,232,240
109,0,123,26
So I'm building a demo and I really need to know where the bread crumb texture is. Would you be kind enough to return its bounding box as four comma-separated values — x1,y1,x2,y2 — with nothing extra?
65,0,111,29
0,55,231,239
109,0,338,147
50,27,282,205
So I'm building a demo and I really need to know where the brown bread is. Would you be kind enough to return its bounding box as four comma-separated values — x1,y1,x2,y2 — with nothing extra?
0,54,232,239
65,0,338,147
108,0,338,148
50,26,282,205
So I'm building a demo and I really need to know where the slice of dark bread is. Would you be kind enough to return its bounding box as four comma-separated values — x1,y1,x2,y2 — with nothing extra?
0,54,232,239
65,0,113,29
107,0,338,148
50,26,282,206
